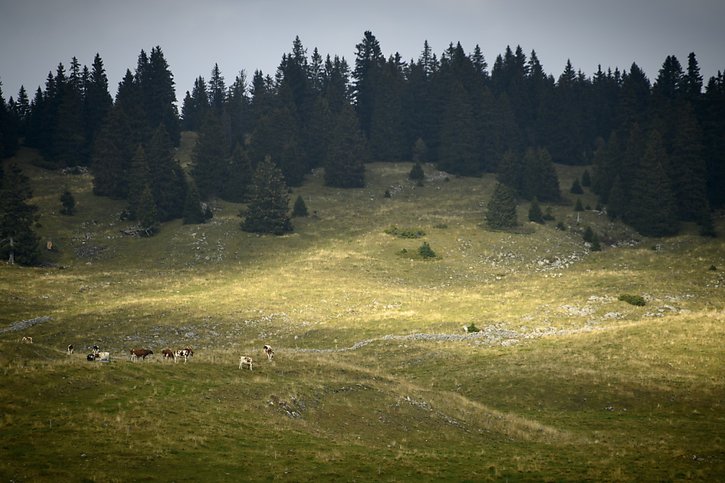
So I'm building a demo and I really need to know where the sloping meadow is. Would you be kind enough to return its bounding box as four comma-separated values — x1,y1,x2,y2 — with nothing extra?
1,155,724,480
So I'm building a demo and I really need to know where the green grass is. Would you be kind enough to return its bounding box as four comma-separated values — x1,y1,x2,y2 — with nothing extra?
1,142,724,481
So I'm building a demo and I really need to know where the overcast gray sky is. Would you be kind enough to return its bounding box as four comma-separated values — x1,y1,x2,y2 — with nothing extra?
1,0,723,102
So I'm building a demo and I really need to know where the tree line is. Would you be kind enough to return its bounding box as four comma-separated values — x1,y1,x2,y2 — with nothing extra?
1,32,724,263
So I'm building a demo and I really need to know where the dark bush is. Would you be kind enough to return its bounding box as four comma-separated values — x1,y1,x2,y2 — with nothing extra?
618,294,646,306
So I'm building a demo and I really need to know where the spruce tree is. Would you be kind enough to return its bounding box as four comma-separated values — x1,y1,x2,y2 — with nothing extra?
136,184,159,236
222,143,252,202
570,178,584,194
628,130,678,236
324,104,367,188
192,111,228,199
437,79,478,176
127,145,151,220
0,163,40,265
409,162,425,181
60,189,76,215
183,180,206,224
147,124,186,221
91,106,133,198
241,155,293,235
486,182,518,229
528,197,544,223
292,195,308,217
669,102,709,222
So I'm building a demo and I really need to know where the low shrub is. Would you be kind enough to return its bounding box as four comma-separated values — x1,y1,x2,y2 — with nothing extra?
618,294,646,306
385,225,426,239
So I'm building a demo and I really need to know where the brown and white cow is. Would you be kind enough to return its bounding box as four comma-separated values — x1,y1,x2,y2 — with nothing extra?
130,348,153,361
67,344,74,355
263,344,274,361
21,336,33,344
161,348,175,361
239,355,253,370
174,348,193,364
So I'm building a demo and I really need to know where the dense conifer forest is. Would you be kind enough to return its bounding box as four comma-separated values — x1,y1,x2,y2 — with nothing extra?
1,32,724,264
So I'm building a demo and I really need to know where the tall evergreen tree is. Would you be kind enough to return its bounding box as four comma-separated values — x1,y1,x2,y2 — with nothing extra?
191,111,228,200
91,105,133,198
669,102,709,222
0,163,40,265
241,155,292,235
352,30,385,137
486,182,518,229
628,130,678,236
222,142,252,202
324,104,367,188
83,53,113,162
437,79,478,175
127,145,151,220
147,124,186,221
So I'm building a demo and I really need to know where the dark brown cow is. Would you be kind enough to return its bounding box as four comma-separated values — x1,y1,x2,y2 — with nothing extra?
161,348,175,361
130,348,153,361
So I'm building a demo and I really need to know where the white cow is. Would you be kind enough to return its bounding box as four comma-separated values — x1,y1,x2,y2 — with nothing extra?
263,345,274,361
239,356,253,371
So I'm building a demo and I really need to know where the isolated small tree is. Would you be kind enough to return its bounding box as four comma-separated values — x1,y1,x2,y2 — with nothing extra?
60,189,76,215
486,182,518,229
412,137,428,163
292,195,308,217
183,180,206,224
583,226,595,243
570,178,584,194
241,155,292,235
581,169,591,187
528,197,544,223
418,241,436,259
409,161,425,182
136,184,159,236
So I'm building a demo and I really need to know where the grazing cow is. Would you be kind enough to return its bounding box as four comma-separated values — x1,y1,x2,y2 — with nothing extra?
21,336,33,344
263,344,274,361
67,344,74,355
92,345,100,355
161,348,175,361
174,348,193,364
239,356,253,370
87,353,96,361
130,348,153,361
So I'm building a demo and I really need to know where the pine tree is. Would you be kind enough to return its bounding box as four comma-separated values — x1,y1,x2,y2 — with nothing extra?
486,182,518,229
409,162,425,181
628,130,678,236
60,189,76,215
0,163,40,265
136,184,159,236
669,102,709,222
147,124,186,221
192,111,228,199
241,155,292,235
222,143,252,202
127,145,151,220
183,180,206,224
324,104,367,188
292,195,308,217
570,178,584,194
437,79,478,175
92,105,133,198
528,197,544,223
84,53,113,161
581,169,592,187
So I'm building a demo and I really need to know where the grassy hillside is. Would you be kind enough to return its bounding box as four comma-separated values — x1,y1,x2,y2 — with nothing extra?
1,139,724,481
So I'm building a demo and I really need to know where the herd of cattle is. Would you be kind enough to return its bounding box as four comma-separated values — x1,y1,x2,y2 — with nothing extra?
59,342,275,369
